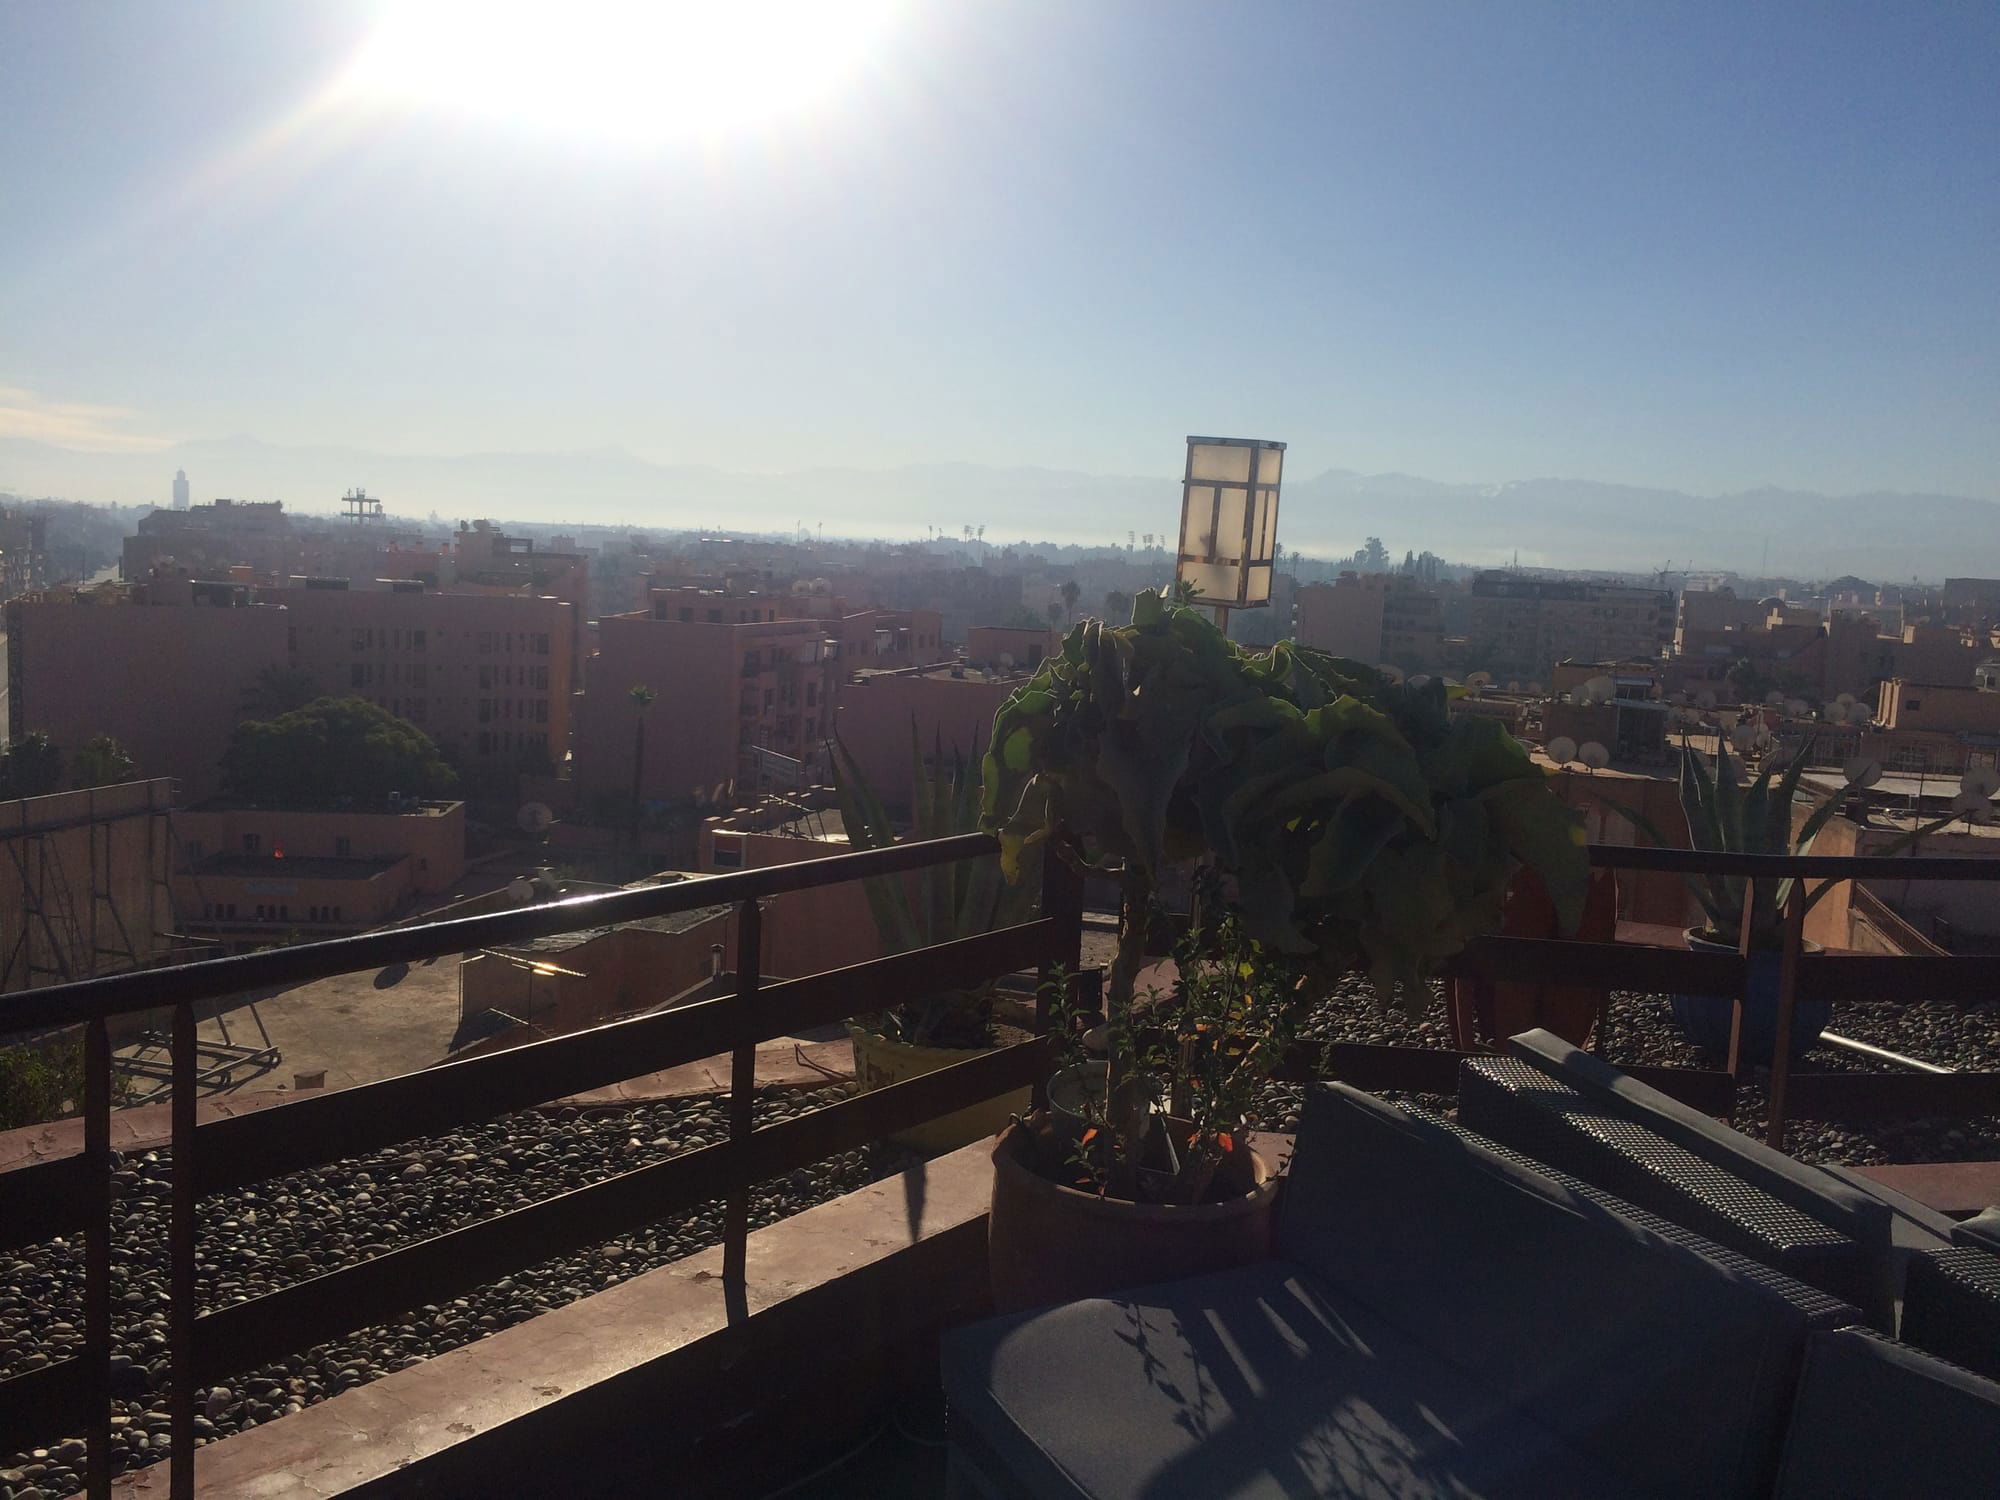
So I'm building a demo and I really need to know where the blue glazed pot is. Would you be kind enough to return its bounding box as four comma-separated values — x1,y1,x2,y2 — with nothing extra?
1671,930,1829,1064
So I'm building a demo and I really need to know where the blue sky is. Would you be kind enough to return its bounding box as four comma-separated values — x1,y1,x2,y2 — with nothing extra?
2,1,1995,500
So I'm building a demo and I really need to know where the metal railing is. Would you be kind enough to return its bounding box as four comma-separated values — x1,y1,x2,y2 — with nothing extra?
4,838,1999,1495
0,833,1083,1499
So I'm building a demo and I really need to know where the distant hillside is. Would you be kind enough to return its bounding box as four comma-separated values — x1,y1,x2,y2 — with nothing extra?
3,433,1993,580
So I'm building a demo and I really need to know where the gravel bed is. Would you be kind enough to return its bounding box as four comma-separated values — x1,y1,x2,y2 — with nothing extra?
2,1083,910,1497
1244,972,2000,1169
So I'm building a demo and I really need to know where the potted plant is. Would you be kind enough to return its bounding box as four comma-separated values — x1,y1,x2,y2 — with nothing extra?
832,729,1040,1152
1618,737,1956,1063
979,588,1588,1304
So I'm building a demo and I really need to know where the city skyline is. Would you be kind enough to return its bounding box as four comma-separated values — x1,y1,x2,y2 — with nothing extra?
2,2,1996,510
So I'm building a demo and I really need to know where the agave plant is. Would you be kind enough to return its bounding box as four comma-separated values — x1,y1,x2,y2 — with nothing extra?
832,726,1040,1048
1623,737,1961,948
980,588,1588,1176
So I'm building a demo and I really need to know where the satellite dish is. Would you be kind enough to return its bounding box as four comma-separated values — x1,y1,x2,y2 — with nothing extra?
1578,741,1610,770
1466,670,1493,687
1765,690,1785,707
1730,723,1759,752
1586,675,1616,700
1785,699,1809,718
507,877,538,904
1836,692,1856,707
711,782,729,805
1526,681,1544,696
1843,756,1883,789
1408,673,1432,689
1696,689,1718,710
516,802,554,834
1753,728,1775,752
1547,736,1578,766
1667,691,1688,706
1961,765,2000,800
1377,663,1405,684
1506,680,1522,694
1824,701,1849,723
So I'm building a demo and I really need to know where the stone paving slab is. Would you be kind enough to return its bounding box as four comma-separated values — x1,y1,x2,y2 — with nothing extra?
1851,1160,2000,1219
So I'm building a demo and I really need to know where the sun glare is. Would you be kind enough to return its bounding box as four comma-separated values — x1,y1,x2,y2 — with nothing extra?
338,0,900,143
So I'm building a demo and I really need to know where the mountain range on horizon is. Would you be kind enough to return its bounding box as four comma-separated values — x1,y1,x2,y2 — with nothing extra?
3,432,1994,583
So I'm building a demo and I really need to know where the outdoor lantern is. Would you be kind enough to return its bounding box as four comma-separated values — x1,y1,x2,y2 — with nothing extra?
1176,436,1285,611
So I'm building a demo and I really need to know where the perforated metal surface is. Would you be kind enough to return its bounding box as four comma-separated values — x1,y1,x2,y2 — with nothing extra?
1419,1108,1860,1331
1902,1247,2000,1382
1458,1056,1878,1316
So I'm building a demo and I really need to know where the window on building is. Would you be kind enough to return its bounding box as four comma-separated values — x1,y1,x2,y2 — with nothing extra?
413,629,427,651
478,631,494,653
535,699,548,723
535,633,550,655
479,665,494,690
351,662,367,687
707,609,722,623
764,689,774,710
679,608,693,622
243,834,261,854
479,699,493,723
335,836,352,857
1907,698,1924,711
478,731,493,753
805,682,817,707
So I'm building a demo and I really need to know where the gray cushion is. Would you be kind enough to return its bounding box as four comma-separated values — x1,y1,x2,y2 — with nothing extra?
1503,1029,1891,1245
1952,1206,2000,1254
1774,1327,2000,1499
942,1258,1628,1499
1274,1084,1824,1499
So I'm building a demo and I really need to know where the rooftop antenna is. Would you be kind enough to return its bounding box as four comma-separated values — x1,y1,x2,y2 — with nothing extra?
342,487,383,523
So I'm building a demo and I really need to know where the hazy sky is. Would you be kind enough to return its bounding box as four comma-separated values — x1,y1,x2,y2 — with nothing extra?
2,1,1995,498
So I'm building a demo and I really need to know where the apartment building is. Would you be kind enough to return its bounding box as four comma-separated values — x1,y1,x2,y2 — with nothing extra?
1294,573,1443,671
271,580,575,791
6,579,289,801
1467,574,1670,684
574,591,841,813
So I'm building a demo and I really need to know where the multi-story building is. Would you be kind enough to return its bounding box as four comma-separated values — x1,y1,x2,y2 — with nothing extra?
1294,573,1443,670
0,508,49,600
835,662,1029,815
270,580,575,792
6,578,289,801
1875,664,2000,737
122,497,303,582
574,590,841,814
1467,574,1670,685
171,798,467,947
172,469,190,510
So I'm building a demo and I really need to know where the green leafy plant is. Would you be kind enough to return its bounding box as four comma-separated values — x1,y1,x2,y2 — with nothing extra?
982,587,1587,1168
833,727,1041,1048
1045,915,1299,1205
1616,737,1958,947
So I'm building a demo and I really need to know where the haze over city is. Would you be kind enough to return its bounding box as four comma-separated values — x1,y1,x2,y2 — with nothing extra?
4,0,1997,576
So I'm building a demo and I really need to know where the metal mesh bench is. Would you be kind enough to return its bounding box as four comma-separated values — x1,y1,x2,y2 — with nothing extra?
1459,1054,1885,1321
1902,1245,2000,1383
1421,1108,1861,1333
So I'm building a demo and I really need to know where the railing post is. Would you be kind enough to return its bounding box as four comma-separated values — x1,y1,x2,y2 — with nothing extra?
723,897,762,1302
170,1001,197,1498
1034,845,1085,1112
84,1016,112,1500
1728,882,1755,1081
1766,883,1807,1151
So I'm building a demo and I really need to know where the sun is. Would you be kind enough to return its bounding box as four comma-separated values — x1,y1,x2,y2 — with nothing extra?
336,0,901,144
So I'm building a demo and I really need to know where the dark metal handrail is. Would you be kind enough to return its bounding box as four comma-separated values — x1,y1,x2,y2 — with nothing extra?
0,830,1001,1038
1590,845,2000,881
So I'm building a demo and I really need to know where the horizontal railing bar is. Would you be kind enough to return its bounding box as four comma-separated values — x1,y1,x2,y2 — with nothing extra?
192,1139,738,1383
752,920,1062,1040
1589,846,2000,881
1804,954,1997,1003
191,1038,1051,1385
0,1355,88,1454
1447,936,1744,991
193,997,737,1197
744,1037,1051,1179
0,833,1001,1037
1780,1070,2000,1122
195,919,1059,1197
0,1152,92,1253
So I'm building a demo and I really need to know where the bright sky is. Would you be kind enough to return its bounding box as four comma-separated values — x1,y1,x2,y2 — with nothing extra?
1,1,1995,498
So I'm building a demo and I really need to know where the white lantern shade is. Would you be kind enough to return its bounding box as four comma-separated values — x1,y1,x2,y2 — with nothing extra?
1177,436,1284,609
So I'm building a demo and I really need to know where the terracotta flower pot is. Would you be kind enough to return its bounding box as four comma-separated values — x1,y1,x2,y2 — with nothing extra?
986,1115,1280,1314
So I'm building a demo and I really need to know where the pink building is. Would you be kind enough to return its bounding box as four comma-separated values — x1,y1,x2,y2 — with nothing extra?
6,580,288,801
574,593,841,813
834,664,1024,815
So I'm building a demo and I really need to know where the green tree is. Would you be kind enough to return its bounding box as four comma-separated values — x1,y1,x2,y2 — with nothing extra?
240,663,321,719
0,733,65,800
71,735,137,789
1103,589,1132,624
1059,578,1081,624
220,696,456,806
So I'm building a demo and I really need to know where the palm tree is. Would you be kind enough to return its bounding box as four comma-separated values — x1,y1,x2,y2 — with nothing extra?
628,684,655,845
1059,579,1081,624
